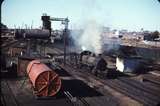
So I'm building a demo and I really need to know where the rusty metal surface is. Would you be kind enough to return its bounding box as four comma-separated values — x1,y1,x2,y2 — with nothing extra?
27,60,61,97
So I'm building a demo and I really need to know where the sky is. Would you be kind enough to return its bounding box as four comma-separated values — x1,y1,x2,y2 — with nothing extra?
2,0,160,31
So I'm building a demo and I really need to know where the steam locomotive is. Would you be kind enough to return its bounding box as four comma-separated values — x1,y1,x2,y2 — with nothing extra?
79,50,107,76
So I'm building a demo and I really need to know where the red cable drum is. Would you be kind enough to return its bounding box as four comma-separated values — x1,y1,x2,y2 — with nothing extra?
27,60,61,97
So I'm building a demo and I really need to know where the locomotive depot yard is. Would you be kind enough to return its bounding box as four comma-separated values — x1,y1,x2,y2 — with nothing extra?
1,1,160,106
1,36,160,106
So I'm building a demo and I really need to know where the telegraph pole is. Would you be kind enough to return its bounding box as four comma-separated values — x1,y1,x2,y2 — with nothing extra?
0,0,4,26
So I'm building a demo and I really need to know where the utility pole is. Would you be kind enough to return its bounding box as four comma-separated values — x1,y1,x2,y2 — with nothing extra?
63,18,69,65
0,0,4,26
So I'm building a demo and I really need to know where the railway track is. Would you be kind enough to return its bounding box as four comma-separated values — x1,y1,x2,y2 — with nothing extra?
2,40,19,49
105,79,159,106
1,80,20,106
64,91,90,106
1,92,6,106
118,77,160,98
142,74,160,85
61,64,160,106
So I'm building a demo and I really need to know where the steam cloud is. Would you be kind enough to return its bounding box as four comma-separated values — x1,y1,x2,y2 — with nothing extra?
70,0,120,55
80,20,102,54
71,20,103,54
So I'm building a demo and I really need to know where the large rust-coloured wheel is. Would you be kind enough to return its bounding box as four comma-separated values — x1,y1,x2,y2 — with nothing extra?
35,71,61,96
27,60,61,97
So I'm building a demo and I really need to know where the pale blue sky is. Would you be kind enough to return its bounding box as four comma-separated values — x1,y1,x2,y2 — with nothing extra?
2,0,160,31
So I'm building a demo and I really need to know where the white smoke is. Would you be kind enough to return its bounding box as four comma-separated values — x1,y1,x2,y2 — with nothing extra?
82,46,87,51
70,20,121,55
79,20,102,54
69,0,115,54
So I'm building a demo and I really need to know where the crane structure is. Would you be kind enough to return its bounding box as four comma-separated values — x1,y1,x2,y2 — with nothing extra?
41,14,69,65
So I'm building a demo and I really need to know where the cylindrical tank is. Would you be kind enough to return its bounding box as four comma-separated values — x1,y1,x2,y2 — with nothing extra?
27,60,61,97
15,29,50,39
